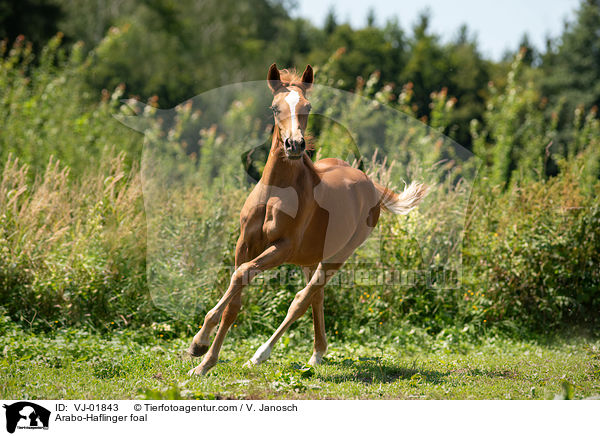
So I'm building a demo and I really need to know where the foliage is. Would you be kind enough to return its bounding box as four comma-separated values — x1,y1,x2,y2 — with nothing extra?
541,0,600,117
464,174,600,331
1,3,600,340
0,34,140,176
472,49,558,187
85,0,292,107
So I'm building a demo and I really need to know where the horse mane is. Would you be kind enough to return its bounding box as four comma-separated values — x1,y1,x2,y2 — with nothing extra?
278,68,303,87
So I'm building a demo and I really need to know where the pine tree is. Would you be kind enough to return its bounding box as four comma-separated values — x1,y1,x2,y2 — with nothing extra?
324,7,337,35
542,0,600,113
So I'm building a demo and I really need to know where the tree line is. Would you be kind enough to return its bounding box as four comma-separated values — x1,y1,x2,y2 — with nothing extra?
2,0,599,151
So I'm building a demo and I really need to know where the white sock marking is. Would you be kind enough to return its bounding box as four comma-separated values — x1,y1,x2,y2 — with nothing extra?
250,343,272,365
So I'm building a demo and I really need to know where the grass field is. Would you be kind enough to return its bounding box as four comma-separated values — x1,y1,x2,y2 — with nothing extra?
2,322,599,400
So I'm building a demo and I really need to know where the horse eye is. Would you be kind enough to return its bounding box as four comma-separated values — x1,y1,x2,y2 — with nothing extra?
270,105,280,114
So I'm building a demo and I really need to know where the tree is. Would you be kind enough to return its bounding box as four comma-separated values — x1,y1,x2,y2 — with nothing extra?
517,33,537,66
85,0,292,106
542,0,600,115
324,7,337,35
401,12,449,117
308,22,406,91
0,0,62,50
366,8,376,28
445,25,490,147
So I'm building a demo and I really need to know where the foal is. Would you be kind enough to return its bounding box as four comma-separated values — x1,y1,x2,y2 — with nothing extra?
188,64,429,375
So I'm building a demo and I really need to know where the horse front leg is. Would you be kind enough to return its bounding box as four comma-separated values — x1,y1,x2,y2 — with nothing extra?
188,238,249,360
188,239,291,375
187,292,242,376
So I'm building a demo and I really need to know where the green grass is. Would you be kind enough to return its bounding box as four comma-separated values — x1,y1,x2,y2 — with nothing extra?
1,324,599,400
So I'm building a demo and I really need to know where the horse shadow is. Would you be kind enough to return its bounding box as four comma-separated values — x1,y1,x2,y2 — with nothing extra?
313,356,520,385
316,356,449,385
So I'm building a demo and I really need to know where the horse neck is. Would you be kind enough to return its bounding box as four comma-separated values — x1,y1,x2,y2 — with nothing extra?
260,125,316,188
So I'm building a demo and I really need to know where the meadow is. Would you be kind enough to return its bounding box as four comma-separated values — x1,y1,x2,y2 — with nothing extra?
2,315,599,400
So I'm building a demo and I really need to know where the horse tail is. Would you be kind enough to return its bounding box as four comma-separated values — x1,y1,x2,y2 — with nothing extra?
374,181,430,215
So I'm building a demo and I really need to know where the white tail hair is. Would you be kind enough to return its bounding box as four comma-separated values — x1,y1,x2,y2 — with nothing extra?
375,181,430,215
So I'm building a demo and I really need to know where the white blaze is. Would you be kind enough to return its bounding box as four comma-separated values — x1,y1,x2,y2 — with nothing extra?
284,90,300,134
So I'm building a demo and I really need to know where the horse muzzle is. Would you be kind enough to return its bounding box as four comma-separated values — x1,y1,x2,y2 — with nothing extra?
284,138,305,159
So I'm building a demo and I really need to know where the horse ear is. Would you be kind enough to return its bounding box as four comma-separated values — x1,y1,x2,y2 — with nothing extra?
301,64,313,90
267,63,282,93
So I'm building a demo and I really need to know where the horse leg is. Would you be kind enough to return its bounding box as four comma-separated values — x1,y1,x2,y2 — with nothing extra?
308,286,327,366
187,292,242,376
304,224,375,366
188,240,291,375
245,262,341,366
302,265,327,366
187,245,250,375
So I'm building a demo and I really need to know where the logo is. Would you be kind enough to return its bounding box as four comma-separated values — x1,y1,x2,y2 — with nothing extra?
3,402,50,434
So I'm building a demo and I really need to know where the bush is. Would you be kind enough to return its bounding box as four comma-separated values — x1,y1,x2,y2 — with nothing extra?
464,171,600,331
1,35,599,339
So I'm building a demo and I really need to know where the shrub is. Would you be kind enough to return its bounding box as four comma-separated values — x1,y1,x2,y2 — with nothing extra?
0,154,149,330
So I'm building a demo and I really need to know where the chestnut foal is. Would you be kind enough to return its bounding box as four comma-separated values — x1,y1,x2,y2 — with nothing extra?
188,64,429,375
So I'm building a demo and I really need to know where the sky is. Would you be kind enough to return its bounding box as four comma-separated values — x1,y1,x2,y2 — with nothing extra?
291,0,581,60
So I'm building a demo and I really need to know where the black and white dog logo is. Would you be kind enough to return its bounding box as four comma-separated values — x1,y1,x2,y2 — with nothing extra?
3,402,50,433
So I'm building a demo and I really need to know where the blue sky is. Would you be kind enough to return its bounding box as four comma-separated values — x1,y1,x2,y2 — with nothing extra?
291,0,580,60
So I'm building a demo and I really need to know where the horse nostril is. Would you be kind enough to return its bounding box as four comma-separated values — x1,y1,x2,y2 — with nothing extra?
284,138,292,150
298,139,306,150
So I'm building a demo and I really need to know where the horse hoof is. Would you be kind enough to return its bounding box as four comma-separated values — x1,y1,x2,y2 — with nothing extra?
188,366,207,376
242,360,255,369
308,354,324,366
187,343,209,357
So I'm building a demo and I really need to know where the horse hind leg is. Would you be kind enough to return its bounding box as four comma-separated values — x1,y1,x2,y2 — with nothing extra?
308,222,376,367
245,262,341,367
308,285,327,366
302,265,327,366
